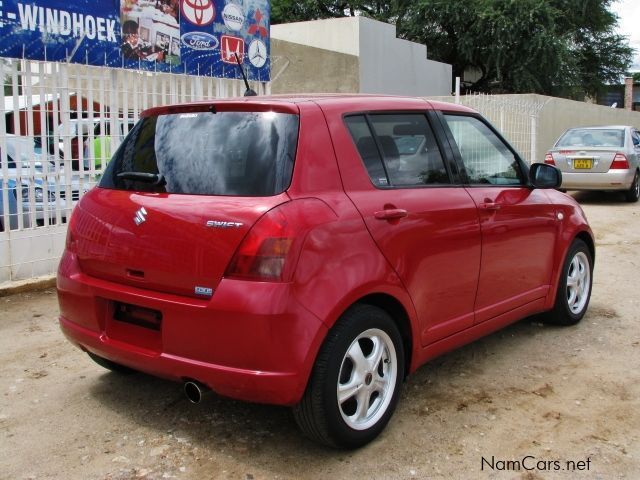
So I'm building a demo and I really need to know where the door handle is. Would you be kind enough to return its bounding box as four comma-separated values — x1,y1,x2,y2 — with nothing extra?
374,208,408,220
479,200,501,211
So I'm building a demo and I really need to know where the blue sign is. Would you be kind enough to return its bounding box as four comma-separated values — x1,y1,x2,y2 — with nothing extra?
0,0,270,80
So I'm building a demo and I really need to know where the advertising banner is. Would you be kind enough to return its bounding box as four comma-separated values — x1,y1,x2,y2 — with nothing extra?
0,0,270,80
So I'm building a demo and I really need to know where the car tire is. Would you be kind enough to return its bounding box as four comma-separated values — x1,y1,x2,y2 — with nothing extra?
87,352,135,374
625,171,639,203
544,239,593,326
293,304,405,449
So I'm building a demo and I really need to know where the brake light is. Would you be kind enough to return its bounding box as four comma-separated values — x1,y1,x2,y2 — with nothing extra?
225,199,336,282
65,209,78,252
610,153,630,170
544,153,555,165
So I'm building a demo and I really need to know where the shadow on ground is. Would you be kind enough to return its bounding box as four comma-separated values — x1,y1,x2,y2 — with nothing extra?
85,310,587,475
569,190,632,205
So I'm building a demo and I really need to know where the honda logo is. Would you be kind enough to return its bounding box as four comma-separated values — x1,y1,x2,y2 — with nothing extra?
134,207,147,226
220,35,245,64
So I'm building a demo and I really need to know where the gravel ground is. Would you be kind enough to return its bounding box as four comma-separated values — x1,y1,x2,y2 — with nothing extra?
1,190,639,480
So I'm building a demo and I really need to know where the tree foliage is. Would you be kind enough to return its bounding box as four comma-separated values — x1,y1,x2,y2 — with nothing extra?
271,0,634,99
272,1,393,23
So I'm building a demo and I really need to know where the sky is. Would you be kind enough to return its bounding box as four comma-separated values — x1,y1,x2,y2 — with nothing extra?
611,0,640,71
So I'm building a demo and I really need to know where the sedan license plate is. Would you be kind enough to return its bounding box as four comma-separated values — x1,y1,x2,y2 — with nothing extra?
573,158,593,169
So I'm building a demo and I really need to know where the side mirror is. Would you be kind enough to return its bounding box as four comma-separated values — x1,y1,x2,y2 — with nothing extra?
530,163,562,189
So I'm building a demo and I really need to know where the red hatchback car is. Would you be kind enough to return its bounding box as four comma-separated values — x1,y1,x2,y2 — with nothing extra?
58,95,594,448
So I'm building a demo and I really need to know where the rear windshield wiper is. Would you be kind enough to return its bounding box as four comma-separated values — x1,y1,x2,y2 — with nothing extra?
117,171,166,186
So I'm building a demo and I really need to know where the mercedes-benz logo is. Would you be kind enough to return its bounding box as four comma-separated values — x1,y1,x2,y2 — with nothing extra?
248,39,266,68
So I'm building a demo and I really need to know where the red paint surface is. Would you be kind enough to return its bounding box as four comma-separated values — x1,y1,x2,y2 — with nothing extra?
58,95,593,405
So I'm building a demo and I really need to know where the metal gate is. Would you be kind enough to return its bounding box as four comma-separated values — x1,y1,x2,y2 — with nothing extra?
0,58,268,283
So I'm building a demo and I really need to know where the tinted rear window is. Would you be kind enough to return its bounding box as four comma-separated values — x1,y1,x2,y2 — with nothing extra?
556,128,625,148
100,111,299,196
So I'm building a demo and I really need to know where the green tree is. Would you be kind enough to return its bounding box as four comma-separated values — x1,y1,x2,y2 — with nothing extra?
272,1,394,23
271,0,634,99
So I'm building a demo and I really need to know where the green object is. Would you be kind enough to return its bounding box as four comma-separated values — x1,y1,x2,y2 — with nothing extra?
93,137,111,169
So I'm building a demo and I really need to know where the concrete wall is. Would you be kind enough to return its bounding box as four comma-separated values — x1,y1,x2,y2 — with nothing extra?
532,94,640,159
427,94,640,163
271,17,452,96
358,17,452,96
271,17,360,56
269,39,359,94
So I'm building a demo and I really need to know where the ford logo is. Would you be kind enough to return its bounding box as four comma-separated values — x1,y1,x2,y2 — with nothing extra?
181,32,219,51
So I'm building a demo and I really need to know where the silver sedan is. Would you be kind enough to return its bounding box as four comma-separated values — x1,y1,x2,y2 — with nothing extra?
541,125,640,202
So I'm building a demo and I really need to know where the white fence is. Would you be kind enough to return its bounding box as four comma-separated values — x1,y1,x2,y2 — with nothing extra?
428,92,548,164
0,58,268,284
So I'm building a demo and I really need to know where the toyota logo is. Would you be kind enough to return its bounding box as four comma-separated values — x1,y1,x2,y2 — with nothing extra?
181,0,215,26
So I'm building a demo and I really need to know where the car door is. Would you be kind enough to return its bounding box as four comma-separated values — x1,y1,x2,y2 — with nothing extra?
330,111,482,346
438,112,558,323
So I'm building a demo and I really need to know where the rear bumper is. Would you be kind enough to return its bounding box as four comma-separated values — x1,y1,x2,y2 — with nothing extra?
561,169,635,191
57,250,327,406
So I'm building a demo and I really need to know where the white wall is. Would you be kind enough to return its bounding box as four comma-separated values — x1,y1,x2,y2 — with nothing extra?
358,17,452,96
271,17,453,96
271,17,360,56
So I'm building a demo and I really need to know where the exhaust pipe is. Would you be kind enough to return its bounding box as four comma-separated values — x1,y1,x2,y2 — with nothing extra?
184,381,208,404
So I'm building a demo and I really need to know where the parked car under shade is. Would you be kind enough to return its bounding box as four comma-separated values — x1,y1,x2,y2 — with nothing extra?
1,134,85,231
57,95,595,448
1,134,58,231
542,125,640,202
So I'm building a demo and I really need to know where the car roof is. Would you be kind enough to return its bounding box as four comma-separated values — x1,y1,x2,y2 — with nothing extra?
141,94,476,117
565,125,631,130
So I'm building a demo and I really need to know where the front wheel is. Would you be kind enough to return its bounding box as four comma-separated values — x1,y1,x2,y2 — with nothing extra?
544,239,593,325
293,304,404,448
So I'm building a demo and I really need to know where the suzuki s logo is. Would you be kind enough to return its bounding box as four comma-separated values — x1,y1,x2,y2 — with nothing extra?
134,207,147,226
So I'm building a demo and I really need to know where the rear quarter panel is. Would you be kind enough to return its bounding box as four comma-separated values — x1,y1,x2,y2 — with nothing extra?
287,101,421,371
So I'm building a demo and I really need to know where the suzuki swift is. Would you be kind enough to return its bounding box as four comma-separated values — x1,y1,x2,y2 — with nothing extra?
58,95,594,448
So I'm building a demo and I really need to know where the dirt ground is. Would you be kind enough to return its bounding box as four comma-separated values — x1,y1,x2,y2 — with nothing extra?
1,190,639,480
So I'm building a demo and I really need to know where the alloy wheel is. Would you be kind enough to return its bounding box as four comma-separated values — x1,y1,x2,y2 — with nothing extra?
566,251,591,315
337,328,398,431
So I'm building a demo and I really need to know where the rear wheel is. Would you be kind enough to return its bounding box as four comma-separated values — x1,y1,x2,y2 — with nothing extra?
87,352,135,374
293,304,404,448
625,171,639,202
544,239,593,326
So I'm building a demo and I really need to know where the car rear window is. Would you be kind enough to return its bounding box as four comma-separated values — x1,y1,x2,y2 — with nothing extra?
100,111,299,196
556,128,625,148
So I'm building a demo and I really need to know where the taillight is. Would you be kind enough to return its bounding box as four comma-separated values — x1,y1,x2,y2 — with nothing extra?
65,209,78,252
225,199,336,282
610,153,630,170
544,153,555,165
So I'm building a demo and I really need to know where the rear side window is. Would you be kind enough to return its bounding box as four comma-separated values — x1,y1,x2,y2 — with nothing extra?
345,113,448,187
556,128,625,148
100,111,299,196
444,114,523,186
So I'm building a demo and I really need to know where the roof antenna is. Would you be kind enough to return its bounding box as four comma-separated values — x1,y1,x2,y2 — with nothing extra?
234,52,257,97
